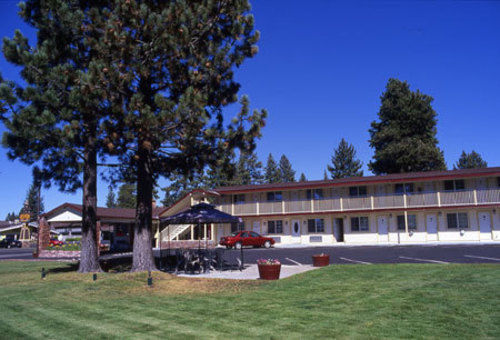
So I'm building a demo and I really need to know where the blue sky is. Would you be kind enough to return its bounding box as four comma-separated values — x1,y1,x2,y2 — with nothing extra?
0,1,499,218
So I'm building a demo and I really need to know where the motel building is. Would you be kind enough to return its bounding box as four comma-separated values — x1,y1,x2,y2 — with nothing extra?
160,167,500,246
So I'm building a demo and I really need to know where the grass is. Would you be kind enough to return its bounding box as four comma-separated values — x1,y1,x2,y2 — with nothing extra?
0,261,499,339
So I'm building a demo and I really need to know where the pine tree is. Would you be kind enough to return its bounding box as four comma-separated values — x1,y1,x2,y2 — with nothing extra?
161,172,205,208
0,1,119,272
96,1,266,271
279,155,296,182
324,170,329,180
368,78,446,174
116,184,136,209
264,154,281,183
105,187,117,208
22,178,44,221
5,212,18,222
299,173,307,182
203,151,237,189
232,152,264,185
327,138,363,179
454,150,488,169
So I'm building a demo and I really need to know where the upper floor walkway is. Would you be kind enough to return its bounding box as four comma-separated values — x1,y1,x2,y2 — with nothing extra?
218,187,500,216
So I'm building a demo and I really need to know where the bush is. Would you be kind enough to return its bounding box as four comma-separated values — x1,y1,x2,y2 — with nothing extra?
47,243,81,251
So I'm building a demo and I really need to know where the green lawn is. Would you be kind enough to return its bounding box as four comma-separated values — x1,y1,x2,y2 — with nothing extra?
0,261,499,339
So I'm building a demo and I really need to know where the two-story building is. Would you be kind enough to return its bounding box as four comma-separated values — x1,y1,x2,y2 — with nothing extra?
160,167,500,246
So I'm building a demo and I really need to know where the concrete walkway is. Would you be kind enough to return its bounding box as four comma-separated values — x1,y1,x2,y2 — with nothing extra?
177,264,318,280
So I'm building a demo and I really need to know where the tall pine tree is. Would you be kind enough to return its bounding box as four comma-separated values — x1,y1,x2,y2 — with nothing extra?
97,1,266,271
327,138,363,179
233,152,263,185
0,1,118,272
22,178,44,221
279,155,295,182
116,184,136,209
5,212,18,222
264,154,281,183
105,187,117,208
454,150,487,169
368,78,446,174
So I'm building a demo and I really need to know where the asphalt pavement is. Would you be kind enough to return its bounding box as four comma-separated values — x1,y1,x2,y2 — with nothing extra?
1,244,500,265
217,244,500,266
0,247,34,260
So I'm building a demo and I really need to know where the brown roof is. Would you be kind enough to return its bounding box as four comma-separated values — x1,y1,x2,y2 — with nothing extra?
216,167,500,194
43,203,167,220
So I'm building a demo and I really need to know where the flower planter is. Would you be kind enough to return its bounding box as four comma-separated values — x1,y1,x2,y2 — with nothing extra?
312,254,330,267
258,264,281,280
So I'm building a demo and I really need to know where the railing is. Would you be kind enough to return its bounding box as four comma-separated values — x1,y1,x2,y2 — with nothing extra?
440,190,475,205
215,188,500,216
259,201,283,214
233,202,258,215
286,199,311,213
161,224,191,241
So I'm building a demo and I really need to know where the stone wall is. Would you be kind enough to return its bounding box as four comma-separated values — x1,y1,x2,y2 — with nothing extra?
38,250,80,259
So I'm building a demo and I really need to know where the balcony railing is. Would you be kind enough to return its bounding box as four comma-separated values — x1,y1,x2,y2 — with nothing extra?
216,188,500,216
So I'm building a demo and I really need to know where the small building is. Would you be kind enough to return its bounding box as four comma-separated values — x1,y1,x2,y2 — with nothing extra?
0,221,57,245
43,203,167,251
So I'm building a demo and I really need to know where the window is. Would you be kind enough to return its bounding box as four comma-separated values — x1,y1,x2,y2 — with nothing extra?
267,191,283,202
231,222,245,233
447,213,468,229
233,194,245,204
497,177,500,187
306,189,324,200
267,220,283,234
307,219,325,233
350,217,369,232
397,215,417,230
349,186,367,197
444,179,465,191
249,231,260,237
395,183,414,195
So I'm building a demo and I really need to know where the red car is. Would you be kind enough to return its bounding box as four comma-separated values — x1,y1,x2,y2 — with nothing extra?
219,231,275,249
49,239,64,246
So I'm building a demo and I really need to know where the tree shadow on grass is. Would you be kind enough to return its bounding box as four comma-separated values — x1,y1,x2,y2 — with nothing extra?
44,257,134,274
46,262,79,273
100,257,132,272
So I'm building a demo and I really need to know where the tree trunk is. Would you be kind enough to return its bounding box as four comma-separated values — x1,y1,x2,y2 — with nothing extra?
78,128,102,273
131,142,157,271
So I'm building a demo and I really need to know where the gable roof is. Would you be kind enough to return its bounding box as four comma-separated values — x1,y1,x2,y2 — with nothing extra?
215,167,500,194
43,203,168,221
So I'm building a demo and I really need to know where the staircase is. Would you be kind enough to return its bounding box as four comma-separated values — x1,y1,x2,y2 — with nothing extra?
161,224,191,241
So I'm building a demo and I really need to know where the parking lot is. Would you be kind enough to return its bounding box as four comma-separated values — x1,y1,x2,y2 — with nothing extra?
1,244,499,266
221,244,500,266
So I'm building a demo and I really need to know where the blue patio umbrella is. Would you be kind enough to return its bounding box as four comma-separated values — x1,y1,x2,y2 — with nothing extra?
160,202,242,225
159,203,242,271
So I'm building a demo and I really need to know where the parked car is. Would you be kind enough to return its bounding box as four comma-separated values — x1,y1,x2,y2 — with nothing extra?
219,231,275,249
49,239,64,246
0,238,22,248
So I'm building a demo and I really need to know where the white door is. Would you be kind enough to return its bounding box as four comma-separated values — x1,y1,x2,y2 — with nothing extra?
377,216,389,242
426,214,438,241
252,221,261,235
291,220,301,237
478,212,492,240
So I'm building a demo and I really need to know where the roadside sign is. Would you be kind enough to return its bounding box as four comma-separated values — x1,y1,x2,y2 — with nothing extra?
19,213,31,222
